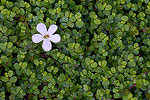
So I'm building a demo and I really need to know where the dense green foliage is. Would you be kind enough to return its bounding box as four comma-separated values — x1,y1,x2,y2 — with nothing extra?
0,0,150,100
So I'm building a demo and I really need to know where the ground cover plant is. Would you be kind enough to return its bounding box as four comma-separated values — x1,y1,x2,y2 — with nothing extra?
0,0,150,100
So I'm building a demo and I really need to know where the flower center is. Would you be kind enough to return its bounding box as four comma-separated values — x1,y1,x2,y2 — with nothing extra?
43,34,50,39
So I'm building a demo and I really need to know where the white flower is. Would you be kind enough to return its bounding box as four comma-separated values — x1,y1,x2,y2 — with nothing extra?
32,23,61,51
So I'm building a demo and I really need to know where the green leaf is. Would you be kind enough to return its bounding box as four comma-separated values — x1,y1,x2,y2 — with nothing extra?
75,12,81,19
34,59,39,66
128,61,136,67
1,0,6,5
121,16,128,22
105,5,112,11
6,2,13,8
69,16,76,22
143,79,149,86
25,69,32,76
87,92,93,97
62,16,68,22
94,18,101,25
75,20,83,28
56,7,61,13
1,76,9,82
97,3,104,10
1,55,8,64
111,67,116,73
127,93,133,99
67,21,74,28
0,59,2,64
49,9,55,15
0,43,6,50
22,62,27,69
8,70,13,77
53,67,59,74
83,84,88,91
1,9,8,14
114,93,120,98
57,94,63,99
102,60,107,67
14,63,20,70
91,62,97,68
145,9,150,14
9,36,17,43
125,24,129,31
85,58,91,65
7,42,13,48
60,23,67,28
106,89,110,94
2,27,7,33
128,53,134,60
65,11,70,17
10,76,17,83
144,0,149,3
147,38,150,46
20,8,25,15
82,69,87,75
49,0,55,4
68,42,75,49
146,61,150,67
90,12,95,19
118,74,124,81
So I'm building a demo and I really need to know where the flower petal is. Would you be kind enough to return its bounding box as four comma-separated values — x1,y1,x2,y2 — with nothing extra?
42,39,52,51
36,23,47,35
32,34,43,43
50,34,61,43
48,24,58,35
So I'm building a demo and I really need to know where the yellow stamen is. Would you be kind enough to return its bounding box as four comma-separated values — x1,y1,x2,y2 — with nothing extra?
43,34,50,39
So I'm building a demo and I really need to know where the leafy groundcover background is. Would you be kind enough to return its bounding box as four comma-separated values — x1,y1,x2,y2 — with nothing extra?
0,0,150,100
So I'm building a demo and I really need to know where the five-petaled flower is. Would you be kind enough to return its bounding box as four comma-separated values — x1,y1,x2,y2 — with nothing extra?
32,23,61,51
